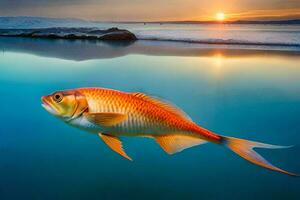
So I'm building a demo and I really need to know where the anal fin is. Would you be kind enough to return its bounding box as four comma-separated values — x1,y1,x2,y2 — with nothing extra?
154,134,207,154
99,133,132,161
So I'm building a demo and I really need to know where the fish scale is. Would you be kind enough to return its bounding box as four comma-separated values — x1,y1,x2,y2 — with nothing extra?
79,88,185,135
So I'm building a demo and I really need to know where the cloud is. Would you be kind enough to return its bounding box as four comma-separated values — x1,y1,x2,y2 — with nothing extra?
0,0,299,21
226,8,300,20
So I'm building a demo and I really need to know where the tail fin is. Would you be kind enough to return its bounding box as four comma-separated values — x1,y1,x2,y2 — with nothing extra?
222,136,297,176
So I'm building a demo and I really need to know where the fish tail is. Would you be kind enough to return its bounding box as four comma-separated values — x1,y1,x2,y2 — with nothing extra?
221,136,297,176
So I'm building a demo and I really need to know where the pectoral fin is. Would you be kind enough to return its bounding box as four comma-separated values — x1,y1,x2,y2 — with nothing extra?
154,134,207,154
85,112,126,127
99,133,132,161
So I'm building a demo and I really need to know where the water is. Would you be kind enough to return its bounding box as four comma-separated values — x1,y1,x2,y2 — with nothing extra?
0,38,300,200
1,17,300,47
125,23,300,46
73,23,300,47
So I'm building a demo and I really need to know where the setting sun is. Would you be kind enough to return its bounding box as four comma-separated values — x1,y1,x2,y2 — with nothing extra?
216,12,225,21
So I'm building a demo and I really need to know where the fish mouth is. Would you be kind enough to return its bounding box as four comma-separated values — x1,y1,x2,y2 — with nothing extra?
41,96,58,116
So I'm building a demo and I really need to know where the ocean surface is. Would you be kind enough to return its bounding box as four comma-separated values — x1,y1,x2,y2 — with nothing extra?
118,23,300,47
1,17,300,48
0,34,300,199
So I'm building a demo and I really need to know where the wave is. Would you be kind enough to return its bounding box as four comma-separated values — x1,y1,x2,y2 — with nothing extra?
137,37,300,47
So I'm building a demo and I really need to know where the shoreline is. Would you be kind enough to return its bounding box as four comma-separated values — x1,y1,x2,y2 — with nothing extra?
1,34,299,48
0,37,299,61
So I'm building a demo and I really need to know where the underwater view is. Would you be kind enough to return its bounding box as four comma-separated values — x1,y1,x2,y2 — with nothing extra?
0,36,300,199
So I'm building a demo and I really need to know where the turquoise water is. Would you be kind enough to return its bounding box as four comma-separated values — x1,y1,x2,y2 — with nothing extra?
0,39,300,199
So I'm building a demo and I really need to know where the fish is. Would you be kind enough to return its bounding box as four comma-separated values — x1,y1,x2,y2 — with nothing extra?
41,87,297,176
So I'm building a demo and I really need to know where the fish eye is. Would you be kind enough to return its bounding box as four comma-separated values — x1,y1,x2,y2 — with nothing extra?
53,93,63,103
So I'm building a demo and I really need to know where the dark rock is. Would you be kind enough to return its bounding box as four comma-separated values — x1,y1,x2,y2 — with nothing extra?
100,30,137,41
0,27,137,41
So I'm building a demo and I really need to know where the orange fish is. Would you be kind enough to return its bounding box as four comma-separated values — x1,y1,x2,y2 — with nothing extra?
42,87,297,176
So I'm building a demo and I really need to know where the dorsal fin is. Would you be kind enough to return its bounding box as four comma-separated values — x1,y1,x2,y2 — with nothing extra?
132,92,192,121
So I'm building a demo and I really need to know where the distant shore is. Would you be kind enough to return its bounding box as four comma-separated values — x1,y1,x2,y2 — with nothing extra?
1,16,300,26
114,19,300,25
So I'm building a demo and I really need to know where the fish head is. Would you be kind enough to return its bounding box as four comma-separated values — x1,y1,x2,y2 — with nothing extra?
41,89,88,121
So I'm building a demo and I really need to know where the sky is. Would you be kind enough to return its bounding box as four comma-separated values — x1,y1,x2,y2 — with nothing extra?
0,0,300,21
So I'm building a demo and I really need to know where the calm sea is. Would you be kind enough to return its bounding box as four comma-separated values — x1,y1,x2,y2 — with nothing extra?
0,36,300,199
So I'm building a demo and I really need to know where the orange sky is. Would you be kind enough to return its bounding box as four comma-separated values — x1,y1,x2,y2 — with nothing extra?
0,0,300,21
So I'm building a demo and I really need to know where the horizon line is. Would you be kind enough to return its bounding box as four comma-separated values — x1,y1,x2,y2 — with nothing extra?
1,15,300,24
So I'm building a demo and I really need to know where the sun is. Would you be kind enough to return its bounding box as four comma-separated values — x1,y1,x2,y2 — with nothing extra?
216,12,225,21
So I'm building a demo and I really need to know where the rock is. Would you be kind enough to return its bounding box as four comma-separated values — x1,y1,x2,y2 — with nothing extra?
0,27,137,41
99,30,137,40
